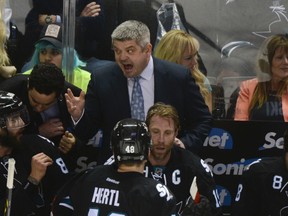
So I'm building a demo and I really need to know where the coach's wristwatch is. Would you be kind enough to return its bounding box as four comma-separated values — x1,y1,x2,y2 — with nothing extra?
45,15,53,24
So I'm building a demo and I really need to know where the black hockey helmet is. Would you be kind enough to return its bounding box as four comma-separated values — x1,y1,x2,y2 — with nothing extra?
111,118,151,163
0,91,30,129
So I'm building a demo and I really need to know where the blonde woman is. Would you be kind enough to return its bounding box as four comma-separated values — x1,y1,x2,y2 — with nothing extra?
235,34,288,121
0,1,16,81
154,29,212,112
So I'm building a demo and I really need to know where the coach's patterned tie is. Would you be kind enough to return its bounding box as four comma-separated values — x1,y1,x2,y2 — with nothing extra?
131,76,145,121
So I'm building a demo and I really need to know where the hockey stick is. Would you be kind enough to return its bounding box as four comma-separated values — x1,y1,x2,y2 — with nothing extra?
190,176,200,204
4,158,15,216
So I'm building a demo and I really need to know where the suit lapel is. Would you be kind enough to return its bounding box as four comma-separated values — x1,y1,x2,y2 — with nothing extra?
110,67,131,116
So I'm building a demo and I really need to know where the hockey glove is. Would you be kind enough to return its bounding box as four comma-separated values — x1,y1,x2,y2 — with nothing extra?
181,195,211,216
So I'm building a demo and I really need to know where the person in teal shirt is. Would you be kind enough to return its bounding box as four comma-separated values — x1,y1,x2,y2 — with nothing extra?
22,23,90,92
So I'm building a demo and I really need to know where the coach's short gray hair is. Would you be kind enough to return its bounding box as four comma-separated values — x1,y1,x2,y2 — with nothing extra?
111,20,150,49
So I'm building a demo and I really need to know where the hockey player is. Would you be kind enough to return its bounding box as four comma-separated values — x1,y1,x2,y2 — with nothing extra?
232,129,288,215
0,91,69,216
0,63,84,171
52,118,177,215
144,102,222,216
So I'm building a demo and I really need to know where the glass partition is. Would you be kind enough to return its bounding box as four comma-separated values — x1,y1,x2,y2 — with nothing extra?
7,0,288,119
4,1,288,215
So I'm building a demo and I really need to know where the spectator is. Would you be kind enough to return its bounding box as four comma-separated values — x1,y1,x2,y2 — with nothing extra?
3,0,24,73
234,34,288,121
232,128,288,215
0,63,84,171
144,102,222,215
0,90,69,216
66,20,212,164
22,0,106,63
22,23,90,92
0,1,16,82
154,29,212,112
52,118,177,216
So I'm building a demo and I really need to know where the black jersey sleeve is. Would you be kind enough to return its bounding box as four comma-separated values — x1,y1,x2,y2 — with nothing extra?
52,168,94,215
16,135,71,214
232,160,262,216
195,158,222,215
184,150,222,216
128,179,177,216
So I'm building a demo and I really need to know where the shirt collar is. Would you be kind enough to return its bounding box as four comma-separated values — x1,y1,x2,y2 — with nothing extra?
128,56,153,82
140,56,153,81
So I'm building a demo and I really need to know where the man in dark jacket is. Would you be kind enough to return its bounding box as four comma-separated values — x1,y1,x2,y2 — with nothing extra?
65,20,212,165
0,63,83,171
